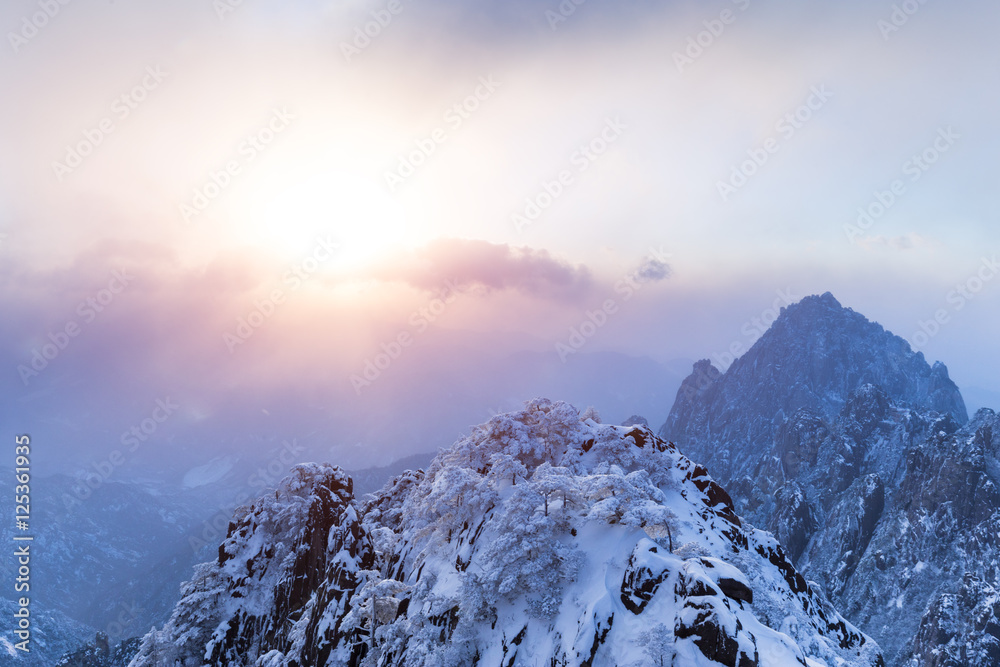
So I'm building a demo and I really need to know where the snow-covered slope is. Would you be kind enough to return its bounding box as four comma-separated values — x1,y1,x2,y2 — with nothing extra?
131,399,882,666
0,598,94,666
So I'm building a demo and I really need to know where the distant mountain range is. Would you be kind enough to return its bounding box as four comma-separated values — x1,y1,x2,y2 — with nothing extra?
17,342,688,479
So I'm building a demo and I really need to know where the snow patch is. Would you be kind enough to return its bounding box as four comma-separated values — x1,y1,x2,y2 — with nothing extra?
181,456,235,488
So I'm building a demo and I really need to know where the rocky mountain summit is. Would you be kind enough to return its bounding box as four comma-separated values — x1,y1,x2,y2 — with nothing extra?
661,292,997,666
130,399,883,666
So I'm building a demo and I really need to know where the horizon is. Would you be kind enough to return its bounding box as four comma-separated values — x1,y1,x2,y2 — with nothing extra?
11,287,995,478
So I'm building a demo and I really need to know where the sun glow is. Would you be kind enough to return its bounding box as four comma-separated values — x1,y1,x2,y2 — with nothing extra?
244,171,413,270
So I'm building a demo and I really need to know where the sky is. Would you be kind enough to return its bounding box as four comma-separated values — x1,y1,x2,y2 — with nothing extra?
2,0,999,479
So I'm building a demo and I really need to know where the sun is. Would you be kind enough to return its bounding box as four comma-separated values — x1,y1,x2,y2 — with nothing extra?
244,170,411,270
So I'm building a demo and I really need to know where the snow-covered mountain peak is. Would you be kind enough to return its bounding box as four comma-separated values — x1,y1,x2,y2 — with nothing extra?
131,399,883,667
678,292,966,429
657,294,1000,666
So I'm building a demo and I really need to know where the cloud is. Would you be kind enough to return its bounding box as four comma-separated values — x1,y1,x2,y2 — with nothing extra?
368,238,593,299
856,234,937,252
634,257,672,282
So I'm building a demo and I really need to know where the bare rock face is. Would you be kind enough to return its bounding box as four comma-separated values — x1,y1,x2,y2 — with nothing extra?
659,292,1000,666
910,575,1000,667
770,481,815,563
776,409,828,477
805,473,884,598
